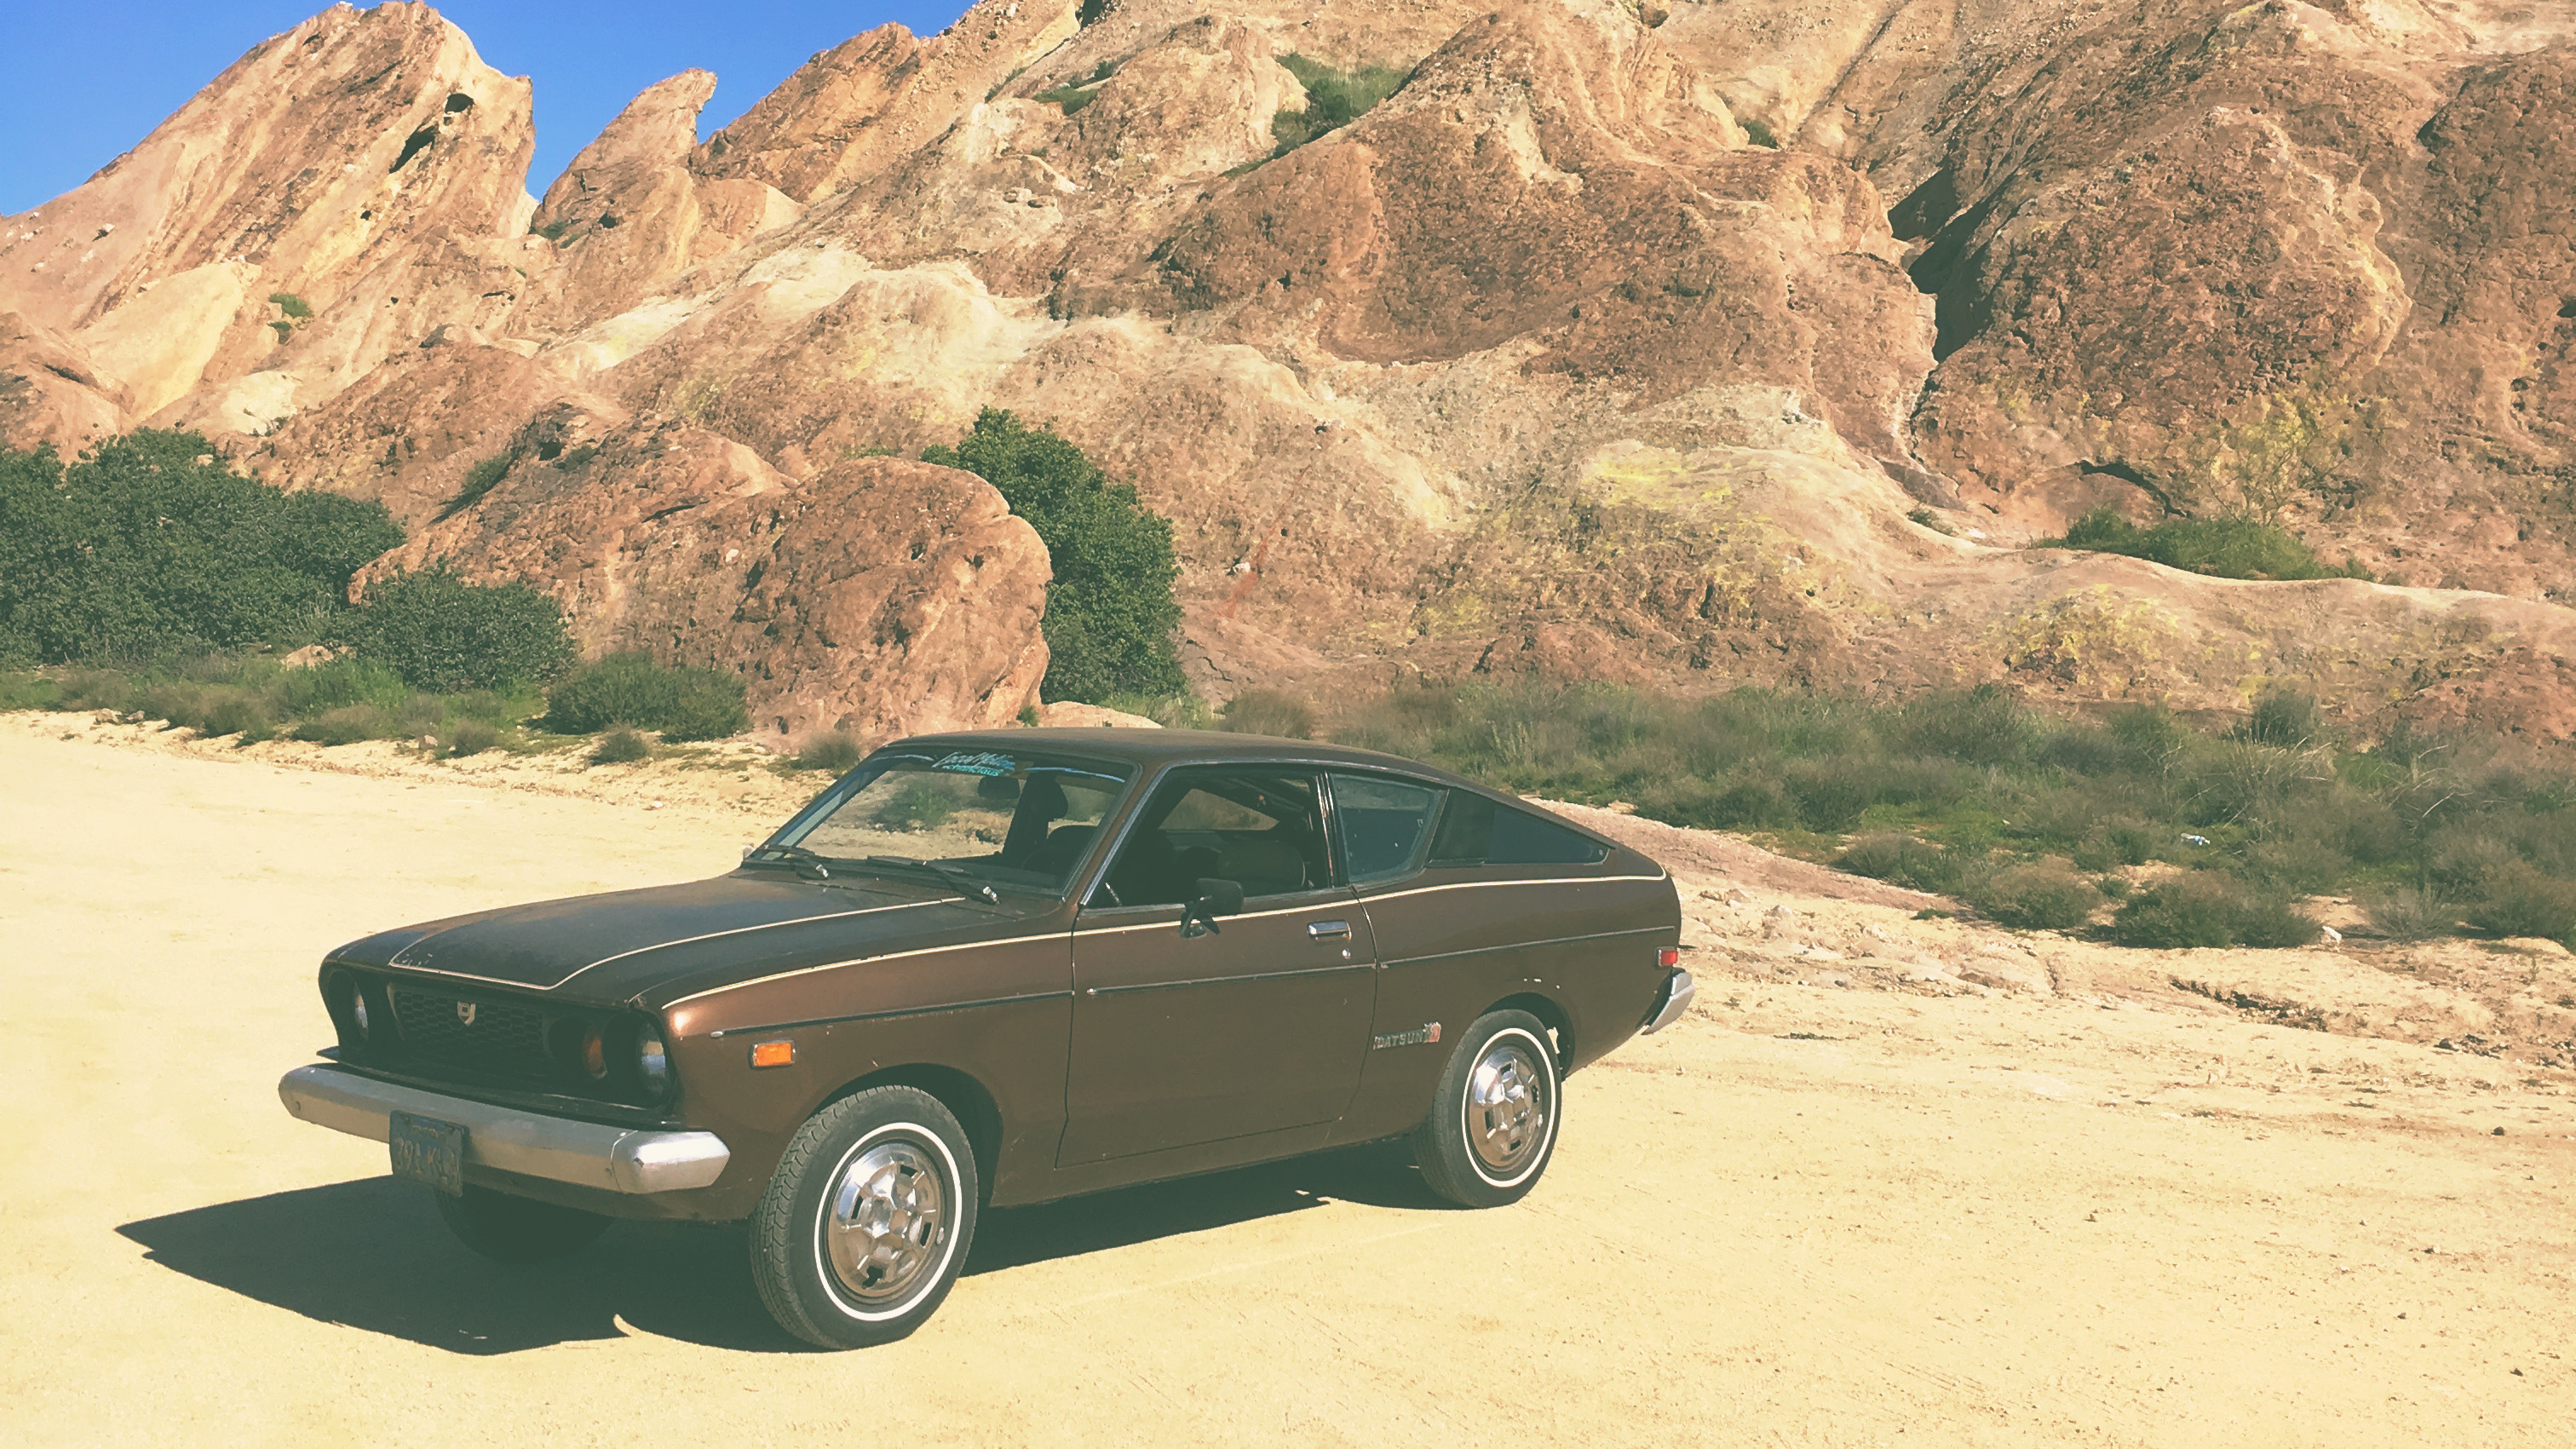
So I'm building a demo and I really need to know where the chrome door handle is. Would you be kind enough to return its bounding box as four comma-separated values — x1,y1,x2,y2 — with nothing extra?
1307,920,1352,940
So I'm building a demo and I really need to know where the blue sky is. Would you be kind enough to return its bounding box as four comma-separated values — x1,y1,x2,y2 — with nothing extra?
0,2,969,214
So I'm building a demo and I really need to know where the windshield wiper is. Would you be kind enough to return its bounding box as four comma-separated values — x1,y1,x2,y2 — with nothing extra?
744,844,833,881
865,854,1001,905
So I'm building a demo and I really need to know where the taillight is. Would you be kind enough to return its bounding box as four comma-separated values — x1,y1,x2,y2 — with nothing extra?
1658,946,1681,969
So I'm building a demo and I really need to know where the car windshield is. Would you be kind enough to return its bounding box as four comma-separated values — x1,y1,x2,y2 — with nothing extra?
766,747,1135,896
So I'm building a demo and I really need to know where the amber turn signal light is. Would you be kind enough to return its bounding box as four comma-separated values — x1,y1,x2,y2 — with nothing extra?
750,1038,796,1069
1658,946,1681,969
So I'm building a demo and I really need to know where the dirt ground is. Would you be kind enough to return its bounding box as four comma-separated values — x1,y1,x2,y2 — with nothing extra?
3,713,2572,1447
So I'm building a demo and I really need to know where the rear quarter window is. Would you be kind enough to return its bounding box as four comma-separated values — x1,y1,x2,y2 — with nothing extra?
1427,791,1609,867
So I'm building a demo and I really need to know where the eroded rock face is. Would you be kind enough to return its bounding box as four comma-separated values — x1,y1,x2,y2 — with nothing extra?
13,0,2576,743
0,312,127,454
0,2,537,430
362,424,1051,742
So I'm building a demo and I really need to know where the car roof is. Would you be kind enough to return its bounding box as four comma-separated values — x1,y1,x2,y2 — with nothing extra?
888,728,1488,789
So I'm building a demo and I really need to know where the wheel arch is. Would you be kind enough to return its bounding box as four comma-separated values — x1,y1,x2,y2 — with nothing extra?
1485,991,1574,1072
822,1063,1004,1204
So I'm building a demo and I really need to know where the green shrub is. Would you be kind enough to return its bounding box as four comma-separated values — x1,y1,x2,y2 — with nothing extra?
348,568,574,693
795,731,868,774
446,719,502,757
57,666,135,712
139,681,208,729
2241,837,2351,895
2042,508,2368,583
924,409,1184,703
200,692,273,739
1036,83,1101,116
281,657,407,716
2108,876,2243,949
1836,833,1970,894
438,453,514,521
2096,874,2133,900
590,727,650,764
542,652,748,741
2465,861,2576,941
1975,864,2104,931
2110,874,2320,949
0,430,403,666
1221,689,1318,739
268,292,313,320
293,704,394,746
1268,55,1409,156
1742,118,1780,148
2364,885,2452,941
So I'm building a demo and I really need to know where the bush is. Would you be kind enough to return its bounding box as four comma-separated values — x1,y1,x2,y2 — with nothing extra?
0,430,403,666
2364,885,2452,941
924,409,1184,704
2043,507,2367,583
2110,874,2320,949
2465,861,2576,942
543,652,748,741
293,704,394,746
590,727,650,764
1975,864,2104,931
1836,833,1969,894
440,453,513,520
1268,55,1409,155
446,719,502,757
281,657,407,716
1221,689,1319,739
200,692,273,739
795,731,868,774
348,568,575,693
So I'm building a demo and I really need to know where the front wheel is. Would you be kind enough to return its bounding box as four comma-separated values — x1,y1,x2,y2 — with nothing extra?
749,1085,980,1349
1411,1009,1562,1208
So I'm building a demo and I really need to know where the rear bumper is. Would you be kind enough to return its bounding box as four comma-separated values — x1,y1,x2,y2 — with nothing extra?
278,1064,730,1194
1640,968,1695,1034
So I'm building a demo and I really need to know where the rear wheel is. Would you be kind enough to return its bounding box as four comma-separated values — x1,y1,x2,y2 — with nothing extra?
749,1085,979,1349
433,1184,612,1262
1411,1009,1561,1208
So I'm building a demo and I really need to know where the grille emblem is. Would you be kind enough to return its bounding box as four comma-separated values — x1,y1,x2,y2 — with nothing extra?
455,1002,478,1026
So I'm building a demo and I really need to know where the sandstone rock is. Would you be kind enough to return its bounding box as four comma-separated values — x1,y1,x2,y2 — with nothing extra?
0,3,539,432
1039,702,1162,729
362,421,1051,743
279,644,337,669
0,311,126,452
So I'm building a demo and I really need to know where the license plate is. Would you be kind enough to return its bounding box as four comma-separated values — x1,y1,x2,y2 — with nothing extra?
388,1110,466,1195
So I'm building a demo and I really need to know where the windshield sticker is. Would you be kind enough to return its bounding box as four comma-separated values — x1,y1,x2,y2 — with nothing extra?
933,751,1020,778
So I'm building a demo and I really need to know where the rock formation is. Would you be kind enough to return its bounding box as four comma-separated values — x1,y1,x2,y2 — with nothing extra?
7,0,2576,745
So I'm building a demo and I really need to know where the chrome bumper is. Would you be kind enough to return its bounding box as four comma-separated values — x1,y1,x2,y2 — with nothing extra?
1641,967,1695,1034
278,1064,730,1194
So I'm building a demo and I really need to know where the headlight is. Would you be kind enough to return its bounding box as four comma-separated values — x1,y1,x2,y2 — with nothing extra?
580,1025,607,1078
351,991,371,1035
637,1025,670,1092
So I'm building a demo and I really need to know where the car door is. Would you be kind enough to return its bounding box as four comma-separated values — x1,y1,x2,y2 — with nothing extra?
1060,766,1379,1164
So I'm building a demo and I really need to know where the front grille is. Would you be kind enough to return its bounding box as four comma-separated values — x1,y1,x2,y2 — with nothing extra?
391,986,550,1083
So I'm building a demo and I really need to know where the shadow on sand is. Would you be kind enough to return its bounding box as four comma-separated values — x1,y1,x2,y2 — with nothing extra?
117,1140,1440,1354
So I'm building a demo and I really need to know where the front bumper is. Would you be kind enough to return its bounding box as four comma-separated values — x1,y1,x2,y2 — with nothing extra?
279,1064,731,1193
1640,967,1695,1034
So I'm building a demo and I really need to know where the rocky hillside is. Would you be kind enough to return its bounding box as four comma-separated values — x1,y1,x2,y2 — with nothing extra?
5,0,2573,744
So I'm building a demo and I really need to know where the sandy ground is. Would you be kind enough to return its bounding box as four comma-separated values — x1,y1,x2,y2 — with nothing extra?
3,713,2573,1447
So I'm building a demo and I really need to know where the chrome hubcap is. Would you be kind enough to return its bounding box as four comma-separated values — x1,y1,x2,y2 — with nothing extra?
823,1139,946,1308
1466,1038,1550,1177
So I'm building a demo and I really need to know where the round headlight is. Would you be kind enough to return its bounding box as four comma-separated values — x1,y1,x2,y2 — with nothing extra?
637,1026,670,1091
351,991,371,1036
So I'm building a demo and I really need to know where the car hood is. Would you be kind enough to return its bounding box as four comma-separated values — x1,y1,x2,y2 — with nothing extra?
329,871,1040,1004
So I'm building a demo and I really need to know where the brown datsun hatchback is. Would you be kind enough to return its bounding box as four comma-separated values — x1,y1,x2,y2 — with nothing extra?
279,730,1691,1347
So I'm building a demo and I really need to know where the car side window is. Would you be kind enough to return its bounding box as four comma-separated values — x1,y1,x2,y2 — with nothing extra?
1426,791,1610,867
1091,769,1331,907
1328,773,1440,884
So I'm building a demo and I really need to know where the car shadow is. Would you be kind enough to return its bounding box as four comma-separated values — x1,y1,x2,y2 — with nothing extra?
117,1141,1446,1355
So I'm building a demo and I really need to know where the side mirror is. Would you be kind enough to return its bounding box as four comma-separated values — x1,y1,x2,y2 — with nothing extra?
1181,877,1245,938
